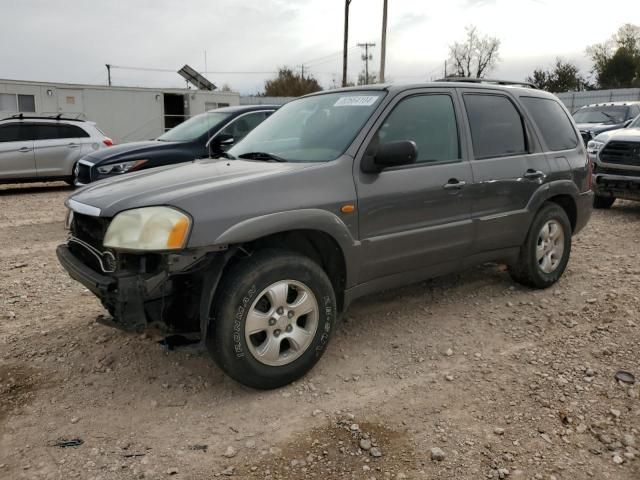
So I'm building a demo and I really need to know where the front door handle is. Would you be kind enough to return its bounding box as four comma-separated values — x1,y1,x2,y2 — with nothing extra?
443,179,466,190
68,143,80,149
19,147,32,153
523,169,545,180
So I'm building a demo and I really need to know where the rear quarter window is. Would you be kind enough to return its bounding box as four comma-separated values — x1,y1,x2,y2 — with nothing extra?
520,97,578,151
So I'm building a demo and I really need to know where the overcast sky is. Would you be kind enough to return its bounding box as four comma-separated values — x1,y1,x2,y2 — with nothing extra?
1,0,638,94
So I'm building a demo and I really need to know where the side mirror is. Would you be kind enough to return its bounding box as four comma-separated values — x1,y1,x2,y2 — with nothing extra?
361,140,417,173
209,133,235,154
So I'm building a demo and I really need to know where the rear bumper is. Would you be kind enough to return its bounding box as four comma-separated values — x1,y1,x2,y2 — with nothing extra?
593,172,640,201
574,191,593,234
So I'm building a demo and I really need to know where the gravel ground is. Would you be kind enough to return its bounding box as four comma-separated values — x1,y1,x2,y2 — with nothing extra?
0,181,639,480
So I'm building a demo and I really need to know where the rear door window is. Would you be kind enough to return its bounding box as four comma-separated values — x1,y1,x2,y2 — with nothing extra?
34,123,88,140
520,97,578,151
463,94,527,159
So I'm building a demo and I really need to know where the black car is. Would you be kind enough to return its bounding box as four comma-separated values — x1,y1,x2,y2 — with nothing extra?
573,102,640,144
74,105,277,185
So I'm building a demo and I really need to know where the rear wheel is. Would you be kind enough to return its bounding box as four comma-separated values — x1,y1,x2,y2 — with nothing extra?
207,249,336,389
593,195,615,209
509,203,572,289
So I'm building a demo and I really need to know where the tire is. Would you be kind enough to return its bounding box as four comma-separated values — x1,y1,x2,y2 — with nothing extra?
65,162,79,187
593,195,615,209
509,202,572,289
207,249,336,389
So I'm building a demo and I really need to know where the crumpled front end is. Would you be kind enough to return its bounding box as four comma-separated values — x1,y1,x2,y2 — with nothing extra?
56,210,214,333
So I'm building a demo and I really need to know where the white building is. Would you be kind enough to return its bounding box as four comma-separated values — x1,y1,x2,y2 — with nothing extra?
0,79,240,143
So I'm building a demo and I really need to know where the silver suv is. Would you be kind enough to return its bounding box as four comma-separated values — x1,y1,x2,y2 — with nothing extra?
0,115,113,185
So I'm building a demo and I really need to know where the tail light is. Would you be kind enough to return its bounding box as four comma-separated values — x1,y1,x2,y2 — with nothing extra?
584,154,593,192
103,138,114,147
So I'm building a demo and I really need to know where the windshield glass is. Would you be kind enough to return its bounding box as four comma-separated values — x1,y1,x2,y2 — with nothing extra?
228,91,386,162
573,106,629,125
157,112,231,142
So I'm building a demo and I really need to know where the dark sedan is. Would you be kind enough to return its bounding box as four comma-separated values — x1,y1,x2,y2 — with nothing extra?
74,105,277,185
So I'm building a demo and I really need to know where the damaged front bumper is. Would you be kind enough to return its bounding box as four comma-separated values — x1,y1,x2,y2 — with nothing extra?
56,240,226,333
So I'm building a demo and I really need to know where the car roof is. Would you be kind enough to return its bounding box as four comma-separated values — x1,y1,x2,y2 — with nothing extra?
300,80,556,100
0,115,88,124
208,105,280,114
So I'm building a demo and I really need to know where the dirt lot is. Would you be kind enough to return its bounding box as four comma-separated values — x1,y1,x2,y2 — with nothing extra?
1,182,639,480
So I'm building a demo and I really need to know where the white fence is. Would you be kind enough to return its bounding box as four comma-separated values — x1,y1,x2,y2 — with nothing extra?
556,89,640,112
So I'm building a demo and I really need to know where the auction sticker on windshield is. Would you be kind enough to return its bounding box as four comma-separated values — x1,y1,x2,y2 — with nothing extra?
334,96,379,107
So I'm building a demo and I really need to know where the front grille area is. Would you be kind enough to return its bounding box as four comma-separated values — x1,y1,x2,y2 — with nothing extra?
69,213,111,272
77,163,92,184
600,141,640,167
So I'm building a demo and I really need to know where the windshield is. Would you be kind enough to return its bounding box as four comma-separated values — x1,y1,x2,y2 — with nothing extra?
573,106,629,125
630,115,640,128
228,91,386,162
157,112,231,142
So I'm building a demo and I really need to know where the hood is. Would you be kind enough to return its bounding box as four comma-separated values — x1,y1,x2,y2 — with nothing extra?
594,126,640,143
575,122,625,134
83,140,178,164
68,159,312,217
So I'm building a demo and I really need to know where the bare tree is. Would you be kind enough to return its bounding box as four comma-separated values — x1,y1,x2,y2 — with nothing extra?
448,25,501,78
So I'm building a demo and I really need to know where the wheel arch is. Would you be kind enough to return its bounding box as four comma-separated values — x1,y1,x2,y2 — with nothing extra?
527,180,580,232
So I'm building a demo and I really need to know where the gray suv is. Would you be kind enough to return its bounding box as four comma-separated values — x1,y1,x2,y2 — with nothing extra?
57,81,593,389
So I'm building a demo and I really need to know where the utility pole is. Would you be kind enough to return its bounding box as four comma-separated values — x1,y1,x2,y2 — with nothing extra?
105,64,111,86
379,0,388,83
342,0,352,87
357,42,375,85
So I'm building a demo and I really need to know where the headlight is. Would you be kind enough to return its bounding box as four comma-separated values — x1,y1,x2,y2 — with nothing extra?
64,209,74,230
97,159,147,175
586,140,605,154
103,207,191,251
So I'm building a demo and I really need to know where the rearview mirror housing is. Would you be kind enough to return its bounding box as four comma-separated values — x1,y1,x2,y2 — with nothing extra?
361,140,417,173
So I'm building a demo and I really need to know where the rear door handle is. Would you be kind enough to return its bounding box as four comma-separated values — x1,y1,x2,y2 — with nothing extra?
68,143,80,149
19,147,32,153
523,169,545,180
443,179,466,190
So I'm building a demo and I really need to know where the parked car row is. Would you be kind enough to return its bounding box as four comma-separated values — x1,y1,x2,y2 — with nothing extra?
0,106,276,186
57,80,594,389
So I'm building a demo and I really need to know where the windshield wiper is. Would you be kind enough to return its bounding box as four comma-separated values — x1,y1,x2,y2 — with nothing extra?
238,152,287,162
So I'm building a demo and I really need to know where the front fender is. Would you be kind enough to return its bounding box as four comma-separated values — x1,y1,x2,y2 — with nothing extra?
213,208,361,286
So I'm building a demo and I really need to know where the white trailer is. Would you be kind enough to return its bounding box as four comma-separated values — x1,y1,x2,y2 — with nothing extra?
0,78,240,143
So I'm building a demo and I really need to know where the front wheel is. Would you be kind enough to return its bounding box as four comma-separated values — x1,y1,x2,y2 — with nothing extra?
207,249,336,389
593,195,615,209
509,203,572,289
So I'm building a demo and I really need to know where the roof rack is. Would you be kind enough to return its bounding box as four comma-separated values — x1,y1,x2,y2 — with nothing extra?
435,77,537,89
1,113,86,122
